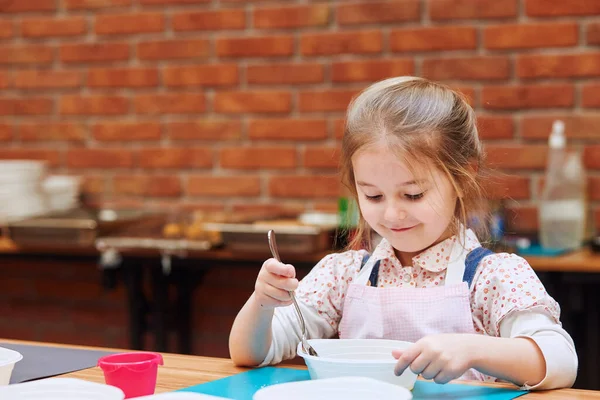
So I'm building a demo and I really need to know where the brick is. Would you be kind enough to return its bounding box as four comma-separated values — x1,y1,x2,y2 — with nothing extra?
587,23,600,45
137,39,209,61
332,59,414,83
484,23,578,50
60,95,129,115
173,10,245,31
304,146,340,169
140,0,210,4
82,175,107,194
337,1,419,25
0,45,53,65
583,83,600,108
247,63,324,85
595,209,600,232
95,13,164,35
485,145,547,170
20,122,85,142
66,149,133,168
0,71,8,89
64,0,130,10
504,206,538,234
88,67,158,88
477,116,514,140
429,0,517,20
217,36,294,58
333,118,345,139
390,27,476,52
0,20,13,38
248,119,327,140
525,0,600,16
14,70,82,89
134,93,206,114
0,124,12,141
187,176,261,197
585,146,600,169
214,91,291,114
299,90,357,112
167,120,241,141
0,149,60,167
521,115,600,140
481,84,574,110
301,30,382,56
164,64,238,87
220,146,296,169
484,175,530,200
21,17,86,38
113,175,181,197
518,53,600,79
254,5,329,29
0,98,53,115
93,122,162,141
422,56,510,81
137,147,213,169
269,175,340,198
1,0,56,12
60,43,129,63
591,177,600,201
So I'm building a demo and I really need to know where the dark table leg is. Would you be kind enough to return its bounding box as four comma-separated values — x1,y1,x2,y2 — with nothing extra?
122,259,146,350
174,267,205,354
150,262,169,352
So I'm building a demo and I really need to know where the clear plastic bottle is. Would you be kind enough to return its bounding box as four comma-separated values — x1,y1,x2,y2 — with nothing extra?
538,120,587,250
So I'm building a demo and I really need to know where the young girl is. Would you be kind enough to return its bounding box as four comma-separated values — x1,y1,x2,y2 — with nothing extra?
229,76,578,390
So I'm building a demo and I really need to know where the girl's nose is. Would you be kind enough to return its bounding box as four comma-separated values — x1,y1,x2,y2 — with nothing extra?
384,205,407,222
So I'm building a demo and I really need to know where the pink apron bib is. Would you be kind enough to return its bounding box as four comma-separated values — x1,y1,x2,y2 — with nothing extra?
338,244,493,382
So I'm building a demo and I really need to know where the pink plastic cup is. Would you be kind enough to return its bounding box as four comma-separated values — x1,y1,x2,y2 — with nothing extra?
97,352,164,398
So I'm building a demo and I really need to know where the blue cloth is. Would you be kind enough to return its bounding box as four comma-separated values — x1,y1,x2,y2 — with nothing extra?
178,367,527,400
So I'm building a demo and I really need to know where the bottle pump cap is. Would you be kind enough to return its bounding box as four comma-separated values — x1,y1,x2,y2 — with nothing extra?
549,120,565,149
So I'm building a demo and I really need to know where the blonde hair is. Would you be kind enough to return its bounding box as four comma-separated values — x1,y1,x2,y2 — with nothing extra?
340,76,488,251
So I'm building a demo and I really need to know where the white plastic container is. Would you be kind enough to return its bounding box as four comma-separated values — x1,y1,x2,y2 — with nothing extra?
0,377,125,399
296,339,418,390
0,347,23,386
539,120,587,250
253,376,412,400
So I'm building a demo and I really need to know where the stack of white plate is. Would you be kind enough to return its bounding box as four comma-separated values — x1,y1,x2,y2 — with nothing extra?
0,160,49,224
42,175,81,212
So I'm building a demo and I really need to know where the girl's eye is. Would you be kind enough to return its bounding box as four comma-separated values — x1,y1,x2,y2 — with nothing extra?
405,192,425,201
365,194,382,201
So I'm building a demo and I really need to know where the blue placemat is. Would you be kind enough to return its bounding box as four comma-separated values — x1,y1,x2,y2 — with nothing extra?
178,367,527,400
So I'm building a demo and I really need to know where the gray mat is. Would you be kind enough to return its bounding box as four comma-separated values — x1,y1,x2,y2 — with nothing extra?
0,342,117,384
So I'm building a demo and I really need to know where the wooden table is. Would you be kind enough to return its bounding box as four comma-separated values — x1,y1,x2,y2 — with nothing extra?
0,339,591,400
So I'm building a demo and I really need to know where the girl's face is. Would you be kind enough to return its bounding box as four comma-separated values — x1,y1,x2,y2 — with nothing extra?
352,144,458,261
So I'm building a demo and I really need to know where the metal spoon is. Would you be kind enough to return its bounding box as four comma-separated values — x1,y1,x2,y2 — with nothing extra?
267,229,319,357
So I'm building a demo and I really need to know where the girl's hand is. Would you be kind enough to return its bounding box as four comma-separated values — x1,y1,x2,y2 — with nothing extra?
254,258,299,310
392,334,481,384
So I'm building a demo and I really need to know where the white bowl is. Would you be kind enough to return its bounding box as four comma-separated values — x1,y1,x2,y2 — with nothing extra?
253,376,412,400
0,377,125,399
297,339,418,390
0,347,23,385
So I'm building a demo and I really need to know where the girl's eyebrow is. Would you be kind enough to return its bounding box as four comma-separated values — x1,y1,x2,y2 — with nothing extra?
356,180,425,187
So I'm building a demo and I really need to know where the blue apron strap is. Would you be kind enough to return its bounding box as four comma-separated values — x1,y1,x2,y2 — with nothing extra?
463,247,494,288
360,253,380,287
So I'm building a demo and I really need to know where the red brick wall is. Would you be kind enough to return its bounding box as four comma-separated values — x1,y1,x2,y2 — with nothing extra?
0,0,599,232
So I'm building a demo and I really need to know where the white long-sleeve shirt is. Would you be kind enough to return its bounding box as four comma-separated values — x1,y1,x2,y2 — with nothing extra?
260,230,578,390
